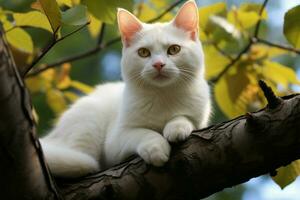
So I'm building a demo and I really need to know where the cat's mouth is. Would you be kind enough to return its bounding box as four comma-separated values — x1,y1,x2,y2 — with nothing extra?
153,74,169,80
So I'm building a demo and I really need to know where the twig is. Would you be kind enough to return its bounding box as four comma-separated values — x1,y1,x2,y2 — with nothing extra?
211,0,270,84
24,23,89,77
210,42,252,84
97,23,106,45
254,0,269,38
27,1,184,77
256,38,300,55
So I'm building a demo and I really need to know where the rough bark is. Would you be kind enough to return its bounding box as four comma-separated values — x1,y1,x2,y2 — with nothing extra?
1,29,300,200
57,92,300,200
0,30,60,199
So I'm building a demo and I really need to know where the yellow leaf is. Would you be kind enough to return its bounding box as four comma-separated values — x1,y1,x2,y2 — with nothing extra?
38,0,62,32
57,0,72,6
40,68,56,83
227,9,260,30
199,2,226,31
26,76,43,93
272,160,300,189
262,60,300,88
250,44,288,60
138,3,157,21
13,11,52,32
46,89,67,114
56,63,72,89
214,67,259,118
150,0,166,8
204,45,230,80
70,81,93,94
63,91,79,102
88,13,102,37
6,28,33,54
240,3,268,20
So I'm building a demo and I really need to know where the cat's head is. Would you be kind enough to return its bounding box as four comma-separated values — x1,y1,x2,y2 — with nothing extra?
118,0,204,88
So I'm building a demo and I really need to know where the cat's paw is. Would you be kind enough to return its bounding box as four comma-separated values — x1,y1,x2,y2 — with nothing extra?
163,120,193,142
137,137,171,167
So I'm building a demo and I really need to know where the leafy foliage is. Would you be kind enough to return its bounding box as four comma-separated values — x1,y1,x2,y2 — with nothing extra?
284,5,300,48
1,0,300,191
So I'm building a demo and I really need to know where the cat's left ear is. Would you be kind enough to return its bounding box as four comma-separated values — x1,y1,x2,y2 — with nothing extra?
173,0,199,41
117,8,143,47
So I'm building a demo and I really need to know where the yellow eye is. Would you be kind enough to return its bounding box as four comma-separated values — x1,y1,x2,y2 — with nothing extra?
167,44,181,55
138,48,151,58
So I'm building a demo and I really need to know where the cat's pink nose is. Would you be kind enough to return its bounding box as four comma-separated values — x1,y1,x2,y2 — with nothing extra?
152,62,165,71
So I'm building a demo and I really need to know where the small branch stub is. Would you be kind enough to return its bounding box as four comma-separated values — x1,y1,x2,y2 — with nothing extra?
245,112,265,132
258,80,282,109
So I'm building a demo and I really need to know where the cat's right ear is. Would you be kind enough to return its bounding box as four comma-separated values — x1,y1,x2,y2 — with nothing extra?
117,8,142,47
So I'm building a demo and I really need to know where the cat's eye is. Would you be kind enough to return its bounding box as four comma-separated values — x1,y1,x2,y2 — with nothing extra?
167,44,181,55
138,48,151,58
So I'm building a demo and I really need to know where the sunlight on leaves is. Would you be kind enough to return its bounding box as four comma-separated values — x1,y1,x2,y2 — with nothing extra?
13,11,52,32
6,28,33,54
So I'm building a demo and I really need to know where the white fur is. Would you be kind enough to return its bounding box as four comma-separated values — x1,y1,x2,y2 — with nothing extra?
40,1,211,177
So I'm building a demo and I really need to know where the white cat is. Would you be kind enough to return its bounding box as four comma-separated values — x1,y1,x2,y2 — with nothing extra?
40,0,211,178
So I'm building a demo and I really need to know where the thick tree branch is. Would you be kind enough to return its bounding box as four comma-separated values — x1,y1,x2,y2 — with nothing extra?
54,82,300,200
0,29,61,199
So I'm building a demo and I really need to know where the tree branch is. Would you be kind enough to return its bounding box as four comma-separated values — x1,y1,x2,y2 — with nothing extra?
55,81,300,200
256,38,300,55
0,29,61,199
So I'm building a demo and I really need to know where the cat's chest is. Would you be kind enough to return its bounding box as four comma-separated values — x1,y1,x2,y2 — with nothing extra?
124,92,201,131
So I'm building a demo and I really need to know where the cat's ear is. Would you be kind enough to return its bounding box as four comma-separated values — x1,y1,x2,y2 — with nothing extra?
117,8,142,47
173,0,199,41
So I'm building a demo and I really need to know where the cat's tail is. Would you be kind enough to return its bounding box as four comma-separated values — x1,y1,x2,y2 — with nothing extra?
40,139,99,178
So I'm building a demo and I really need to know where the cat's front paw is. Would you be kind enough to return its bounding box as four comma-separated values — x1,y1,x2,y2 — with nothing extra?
163,120,193,142
137,137,171,167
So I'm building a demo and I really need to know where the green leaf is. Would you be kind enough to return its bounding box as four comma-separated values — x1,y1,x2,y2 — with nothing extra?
284,5,300,48
262,60,300,88
272,160,300,189
81,0,133,24
62,5,89,26
38,0,62,32
13,11,52,32
6,28,34,54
